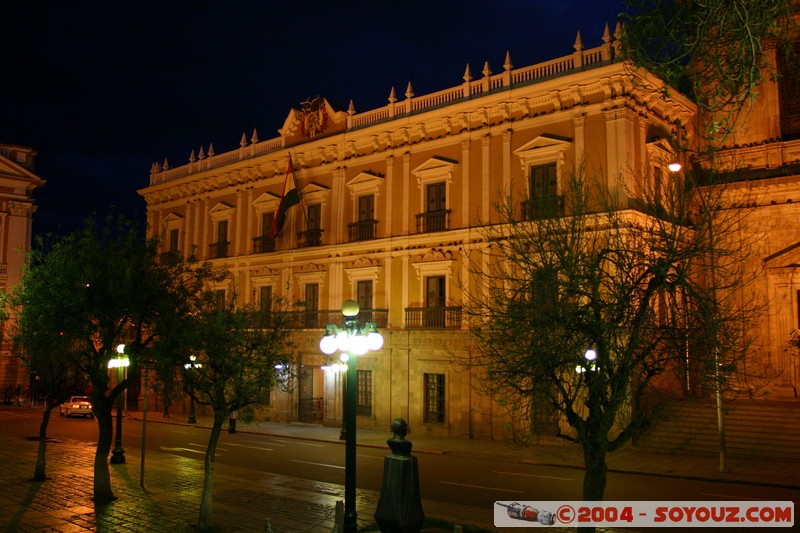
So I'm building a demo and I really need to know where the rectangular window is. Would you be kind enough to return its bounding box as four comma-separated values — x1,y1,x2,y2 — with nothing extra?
261,212,275,236
212,220,229,258
357,280,373,314
349,194,377,241
215,289,226,309
307,204,321,230
424,275,446,327
260,285,273,327
304,283,319,328
424,373,446,424
168,228,179,253
526,163,561,219
425,182,447,232
356,370,372,417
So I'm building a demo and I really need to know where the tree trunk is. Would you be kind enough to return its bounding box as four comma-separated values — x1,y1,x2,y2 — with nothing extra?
197,415,224,530
93,404,116,503
578,440,608,533
32,404,55,481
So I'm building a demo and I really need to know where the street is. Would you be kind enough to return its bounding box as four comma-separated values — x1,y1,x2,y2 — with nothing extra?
4,406,797,519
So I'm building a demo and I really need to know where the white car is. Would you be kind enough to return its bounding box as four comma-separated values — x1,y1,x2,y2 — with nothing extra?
60,396,94,418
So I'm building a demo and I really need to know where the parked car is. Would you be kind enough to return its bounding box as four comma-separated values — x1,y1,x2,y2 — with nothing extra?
60,396,94,418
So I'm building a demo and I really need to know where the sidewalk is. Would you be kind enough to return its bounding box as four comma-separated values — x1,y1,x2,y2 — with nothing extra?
0,407,798,533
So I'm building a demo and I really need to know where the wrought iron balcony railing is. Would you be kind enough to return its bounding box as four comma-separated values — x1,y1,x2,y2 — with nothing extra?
297,228,323,248
521,196,564,220
208,241,229,259
348,219,378,242
404,306,462,329
252,235,275,254
416,210,450,233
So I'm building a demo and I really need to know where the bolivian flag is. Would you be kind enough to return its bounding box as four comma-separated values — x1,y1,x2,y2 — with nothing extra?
269,159,301,238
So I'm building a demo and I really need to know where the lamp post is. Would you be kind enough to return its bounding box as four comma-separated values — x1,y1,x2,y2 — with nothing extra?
184,355,202,424
319,300,383,533
109,344,130,465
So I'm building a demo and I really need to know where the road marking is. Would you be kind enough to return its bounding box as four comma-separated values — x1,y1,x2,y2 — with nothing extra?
188,443,229,452
493,470,573,482
160,446,207,455
246,439,284,446
270,439,325,447
225,442,274,452
291,459,344,470
439,481,524,494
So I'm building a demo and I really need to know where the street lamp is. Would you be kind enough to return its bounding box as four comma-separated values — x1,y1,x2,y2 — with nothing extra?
319,300,383,533
184,355,202,424
109,343,130,464
575,348,597,374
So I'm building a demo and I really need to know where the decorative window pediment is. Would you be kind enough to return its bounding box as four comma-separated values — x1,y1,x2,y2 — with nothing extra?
161,212,184,230
301,182,330,205
513,134,572,171
209,202,235,222
646,137,679,168
346,171,384,200
294,262,326,285
411,249,454,280
344,257,381,284
251,267,279,288
412,156,457,187
252,192,281,214
765,242,800,270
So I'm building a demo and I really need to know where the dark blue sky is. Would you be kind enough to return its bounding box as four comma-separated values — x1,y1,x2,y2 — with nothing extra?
1,1,625,236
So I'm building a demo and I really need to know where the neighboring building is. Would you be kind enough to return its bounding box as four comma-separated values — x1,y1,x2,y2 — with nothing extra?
141,22,798,440
0,144,45,392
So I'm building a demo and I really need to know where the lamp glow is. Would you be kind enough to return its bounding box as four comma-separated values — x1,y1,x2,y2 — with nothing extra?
366,331,384,351
320,335,337,354
668,162,682,173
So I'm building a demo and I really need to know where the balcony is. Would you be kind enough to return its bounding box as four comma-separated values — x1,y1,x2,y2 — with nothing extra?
348,219,378,242
416,209,451,233
158,250,181,265
297,228,323,248
208,241,229,259
281,308,389,330
521,196,564,220
404,306,462,329
252,235,275,254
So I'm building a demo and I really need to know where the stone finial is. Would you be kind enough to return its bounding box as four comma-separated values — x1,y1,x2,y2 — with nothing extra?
602,22,611,44
463,64,472,82
388,87,397,104
198,146,206,160
251,128,259,144
162,158,170,171
208,143,215,157
189,150,196,163
503,51,513,71
240,133,248,147
574,30,584,51
387,418,412,456
348,99,356,115
482,60,492,77
405,82,414,100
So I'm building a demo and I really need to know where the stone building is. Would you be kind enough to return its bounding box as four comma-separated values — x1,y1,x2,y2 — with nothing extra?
0,144,45,392
139,21,797,440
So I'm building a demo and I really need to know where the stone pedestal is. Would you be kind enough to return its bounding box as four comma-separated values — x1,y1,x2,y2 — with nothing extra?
374,419,425,533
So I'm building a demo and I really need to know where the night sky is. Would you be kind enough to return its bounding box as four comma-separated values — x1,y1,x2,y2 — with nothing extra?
1,1,625,237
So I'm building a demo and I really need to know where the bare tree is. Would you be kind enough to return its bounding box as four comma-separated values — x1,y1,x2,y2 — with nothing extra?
462,166,763,521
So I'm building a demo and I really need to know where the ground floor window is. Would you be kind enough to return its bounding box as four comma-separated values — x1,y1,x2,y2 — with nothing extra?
356,370,372,417
424,373,445,424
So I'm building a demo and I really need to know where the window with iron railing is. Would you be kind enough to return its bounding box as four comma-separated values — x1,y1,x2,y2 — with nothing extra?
424,373,446,424
297,228,323,248
416,210,450,233
252,235,275,253
356,370,372,417
348,219,377,241
404,306,462,329
208,241,229,259
521,196,564,220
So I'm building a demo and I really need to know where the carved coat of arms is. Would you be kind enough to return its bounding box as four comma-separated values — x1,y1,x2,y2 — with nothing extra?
300,96,327,138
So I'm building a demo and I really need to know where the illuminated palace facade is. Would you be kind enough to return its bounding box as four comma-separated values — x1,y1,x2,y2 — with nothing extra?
140,23,798,439
0,144,45,391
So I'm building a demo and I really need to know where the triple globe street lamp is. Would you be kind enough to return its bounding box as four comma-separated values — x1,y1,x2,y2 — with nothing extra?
319,300,383,533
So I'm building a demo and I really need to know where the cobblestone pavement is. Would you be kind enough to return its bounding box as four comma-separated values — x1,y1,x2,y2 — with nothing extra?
0,405,797,532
